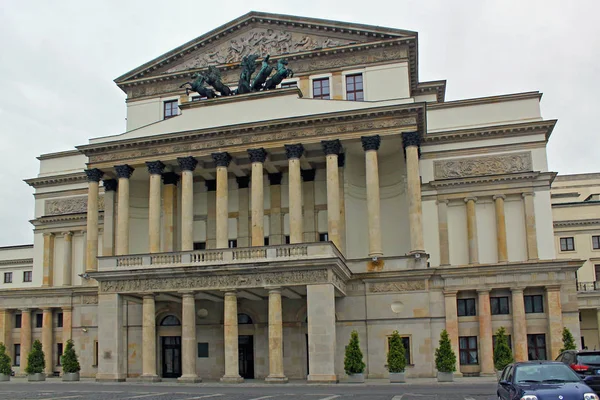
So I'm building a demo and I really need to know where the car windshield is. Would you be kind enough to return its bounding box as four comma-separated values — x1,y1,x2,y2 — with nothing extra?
579,353,600,364
515,364,581,383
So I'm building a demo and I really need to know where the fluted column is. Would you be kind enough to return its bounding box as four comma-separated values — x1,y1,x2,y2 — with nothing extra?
62,306,72,343
547,285,563,359
402,131,424,253
362,135,383,257
179,291,200,383
177,157,198,251
42,307,53,375
285,144,304,244
248,149,267,247
321,140,342,250
102,179,117,257
115,165,134,256
221,291,243,383
212,153,231,249
62,231,73,286
146,161,165,253
493,195,508,262
465,197,479,264
141,294,160,381
438,200,450,265
338,154,347,255
477,290,494,375
511,288,527,362
301,169,317,242
443,291,460,374
42,233,55,287
0,309,12,359
269,173,284,245
266,287,287,382
162,172,179,252
20,309,31,375
237,177,250,247
85,168,103,271
522,193,538,260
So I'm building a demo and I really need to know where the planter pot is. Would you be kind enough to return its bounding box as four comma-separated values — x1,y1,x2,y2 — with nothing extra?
390,372,405,383
28,373,46,382
0,374,9,382
62,372,80,382
347,373,365,383
437,371,453,382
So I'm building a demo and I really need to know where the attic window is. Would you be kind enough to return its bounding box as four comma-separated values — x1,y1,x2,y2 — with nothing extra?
164,100,178,119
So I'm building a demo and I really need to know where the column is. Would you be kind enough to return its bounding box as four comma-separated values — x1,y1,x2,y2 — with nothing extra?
62,306,72,343
465,197,479,264
236,177,250,247
85,168,103,272
62,232,73,286
146,161,165,253
42,233,55,287
97,293,126,381
361,135,383,257
248,149,267,247
307,284,337,382
0,309,12,359
162,172,179,252
321,140,342,250
523,193,539,260
179,292,200,383
547,286,563,359
266,288,287,382
443,291,460,375
493,195,508,262
206,180,217,249
269,173,284,245
338,153,347,255
285,144,304,244
102,179,117,257
177,157,198,251
42,308,53,375
141,294,160,381
477,290,494,375
438,200,450,265
212,152,231,249
115,165,134,256
511,288,527,362
20,309,32,375
402,131,424,254
301,169,317,242
221,291,243,383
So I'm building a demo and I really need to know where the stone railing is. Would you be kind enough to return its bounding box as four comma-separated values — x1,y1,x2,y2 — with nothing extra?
98,242,342,271
578,281,600,292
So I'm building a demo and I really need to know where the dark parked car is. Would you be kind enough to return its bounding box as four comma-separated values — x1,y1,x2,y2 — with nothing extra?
497,361,599,400
557,350,600,393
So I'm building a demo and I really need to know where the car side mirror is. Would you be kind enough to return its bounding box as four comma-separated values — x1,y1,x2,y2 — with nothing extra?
499,380,510,386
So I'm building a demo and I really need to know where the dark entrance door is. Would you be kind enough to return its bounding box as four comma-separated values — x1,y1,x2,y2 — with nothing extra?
161,336,181,378
238,335,254,379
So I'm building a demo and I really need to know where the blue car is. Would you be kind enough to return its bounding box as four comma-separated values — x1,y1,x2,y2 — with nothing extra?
497,361,599,400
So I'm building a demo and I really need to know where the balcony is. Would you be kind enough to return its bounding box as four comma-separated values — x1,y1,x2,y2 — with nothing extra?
578,281,600,292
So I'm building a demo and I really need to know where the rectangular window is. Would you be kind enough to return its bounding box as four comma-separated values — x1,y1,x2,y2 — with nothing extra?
4,272,12,284
15,314,21,329
560,237,575,251
527,334,547,360
459,336,478,365
345,74,364,101
57,312,63,328
93,340,99,366
493,334,513,351
593,236,600,250
57,343,63,366
281,81,297,89
36,313,43,328
193,242,206,250
319,233,329,242
312,78,330,99
23,271,32,282
197,342,209,358
596,265,600,282
264,237,269,246
228,240,237,248
14,344,20,366
490,297,510,315
285,235,290,244
387,336,411,365
163,100,178,119
457,298,476,317
524,295,544,313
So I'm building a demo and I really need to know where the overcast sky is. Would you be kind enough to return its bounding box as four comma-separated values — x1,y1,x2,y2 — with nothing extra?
0,0,598,246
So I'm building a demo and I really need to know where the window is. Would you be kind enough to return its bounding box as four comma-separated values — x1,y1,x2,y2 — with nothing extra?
198,343,209,358
312,78,330,99
15,314,21,329
93,340,98,367
238,313,253,324
527,334,547,360
36,313,43,328
595,265,600,282
593,236,600,250
387,336,411,365
23,271,32,282
319,233,329,242
281,81,297,89
457,298,476,317
264,237,270,246
228,239,237,248
560,237,575,251
14,344,20,366
193,242,206,250
4,272,12,284
285,235,290,244
493,334,512,351
57,343,63,366
160,315,181,326
490,297,510,315
459,336,478,365
163,100,178,119
524,295,544,313
345,74,364,101
57,312,63,328
582,336,586,350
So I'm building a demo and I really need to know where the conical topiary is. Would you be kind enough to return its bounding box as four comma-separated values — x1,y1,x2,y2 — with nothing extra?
344,330,365,375
560,327,577,353
60,339,80,374
0,342,11,376
387,331,406,373
493,327,514,371
25,340,45,375
435,329,456,373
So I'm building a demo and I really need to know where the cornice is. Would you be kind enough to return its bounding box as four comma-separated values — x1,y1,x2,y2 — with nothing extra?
415,80,446,103
555,173,600,182
427,91,542,111
25,172,87,189
30,212,103,228
427,171,552,189
552,201,600,208
179,87,303,109
0,286,97,298
0,258,33,266
36,149,82,161
0,244,33,250
553,219,600,228
437,258,583,279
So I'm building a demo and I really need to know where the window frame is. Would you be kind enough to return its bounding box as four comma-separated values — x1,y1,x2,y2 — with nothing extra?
93,340,98,367
524,295,544,314
345,73,364,101
23,271,32,282
35,313,43,328
311,76,331,99
57,312,63,328
319,233,329,242
163,99,179,119
228,239,238,249
459,336,479,365
4,272,12,284
193,242,206,250
15,314,22,329
386,334,412,365
490,296,510,315
57,342,63,366
560,237,575,252
593,235,600,250
457,298,477,317
280,79,299,89
14,344,20,366
527,334,547,360
493,334,513,351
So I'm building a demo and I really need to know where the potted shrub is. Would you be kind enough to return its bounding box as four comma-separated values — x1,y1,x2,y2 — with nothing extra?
61,339,81,381
344,330,366,383
493,327,514,379
25,340,46,381
387,331,406,383
0,342,12,381
560,327,577,353
435,329,456,382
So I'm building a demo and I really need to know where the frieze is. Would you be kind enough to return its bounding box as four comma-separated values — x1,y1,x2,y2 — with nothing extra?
369,280,426,293
45,196,105,216
330,272,347,294
82,295,98,304
433,152,532,180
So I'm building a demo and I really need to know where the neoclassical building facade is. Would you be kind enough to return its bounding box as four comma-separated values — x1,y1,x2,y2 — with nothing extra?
0,12,582,381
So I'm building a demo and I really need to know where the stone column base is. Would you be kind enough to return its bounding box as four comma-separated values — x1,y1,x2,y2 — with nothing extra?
140,374,161,382
95,374,127,382
308,374,338,383
265,375,288,383
178,375,202,383
220,375,244,383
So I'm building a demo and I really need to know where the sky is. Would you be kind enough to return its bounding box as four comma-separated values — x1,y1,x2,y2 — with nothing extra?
0,0,599,246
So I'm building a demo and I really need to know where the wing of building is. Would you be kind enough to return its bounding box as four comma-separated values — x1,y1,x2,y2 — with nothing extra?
0,11,584,380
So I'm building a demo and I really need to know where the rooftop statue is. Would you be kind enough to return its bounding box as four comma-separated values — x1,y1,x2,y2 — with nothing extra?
263,59,294,90
180,73,216,99
251,55,274,91
237,54,259,95
205,66,232,96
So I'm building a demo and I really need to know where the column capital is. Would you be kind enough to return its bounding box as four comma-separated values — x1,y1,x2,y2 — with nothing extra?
338,152,346,168
236,176,250,189
178,290,196,297
61,306,73,311
361,135,381,151
522,192,535,198
265,286,282,292
493,194,506,201
177,156,198,172
477,288,491,294
85,168,104,182
41,307,52,312
20,308,32,313
247,148,268,164
443,290,458,297
321,139,342,156
284,144,304,160
146,161,166,175
268,172,282,186
401,131,421,148
511,287,526,294
436,199,450,205
103,179,118,192
464,196,478,203
142,293,156,300
212,152,232,167
205,179,217,191
546,284,561,292
115,164,135,179
43,232,55,238
162,172,180,186
61,231,73,237
221,290,237,296
301,169,316,182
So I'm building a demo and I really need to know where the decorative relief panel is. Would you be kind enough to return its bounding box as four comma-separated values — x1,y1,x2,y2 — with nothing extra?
82,295,98,304
433,152,532,179
369,280,426,293
45,196,104,216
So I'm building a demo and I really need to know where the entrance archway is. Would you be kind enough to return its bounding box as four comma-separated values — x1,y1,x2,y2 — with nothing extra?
159,315,181,378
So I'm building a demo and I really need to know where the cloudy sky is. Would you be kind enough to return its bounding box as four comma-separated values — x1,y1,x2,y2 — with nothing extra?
0,0,598,246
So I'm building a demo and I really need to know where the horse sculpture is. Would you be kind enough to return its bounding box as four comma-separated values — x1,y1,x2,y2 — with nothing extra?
251,55,274,91
263,59,294,90
205,66,232,96
237,54,259,95
179,73,216,99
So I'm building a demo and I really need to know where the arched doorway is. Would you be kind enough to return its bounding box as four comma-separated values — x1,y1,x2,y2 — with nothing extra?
160,315,181,378
238,313,255,379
